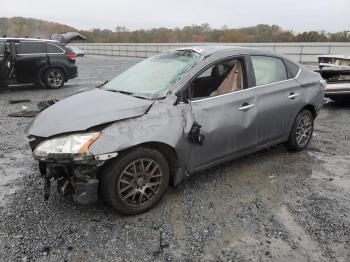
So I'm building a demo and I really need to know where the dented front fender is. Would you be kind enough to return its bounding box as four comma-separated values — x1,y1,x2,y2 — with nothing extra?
88,99,191,169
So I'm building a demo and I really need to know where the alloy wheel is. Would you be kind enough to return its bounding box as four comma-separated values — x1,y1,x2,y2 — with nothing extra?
47,71,63,88
296,115,312,147
118,158,164,206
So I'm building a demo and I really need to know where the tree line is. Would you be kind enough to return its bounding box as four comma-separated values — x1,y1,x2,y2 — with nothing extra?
1,17,349,43
0,17,76,39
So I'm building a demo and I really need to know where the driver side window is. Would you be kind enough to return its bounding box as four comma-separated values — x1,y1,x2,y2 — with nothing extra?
189,58,244,100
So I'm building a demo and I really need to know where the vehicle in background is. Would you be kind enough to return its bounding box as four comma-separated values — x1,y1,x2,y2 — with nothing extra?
27,46,324,214
318,55,350,69
0,38,78,89
317,55,350,101
68,46,84,57
50,32,87,45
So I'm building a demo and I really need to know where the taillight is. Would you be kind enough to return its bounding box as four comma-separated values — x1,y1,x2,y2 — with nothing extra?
67,53,77,60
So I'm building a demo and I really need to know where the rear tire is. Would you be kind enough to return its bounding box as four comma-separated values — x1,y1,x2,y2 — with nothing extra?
43,68,65,89
286,110,314,151
101,148,170,215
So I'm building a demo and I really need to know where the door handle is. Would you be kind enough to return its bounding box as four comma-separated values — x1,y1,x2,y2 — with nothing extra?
238,103,255,111
288,93,299,100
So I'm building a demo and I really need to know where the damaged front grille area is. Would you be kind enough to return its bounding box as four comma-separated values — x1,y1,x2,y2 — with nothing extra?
39,161,100,205
28,134,112,204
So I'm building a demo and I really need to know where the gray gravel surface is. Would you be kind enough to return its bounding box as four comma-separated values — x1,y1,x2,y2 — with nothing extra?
0,56,349,262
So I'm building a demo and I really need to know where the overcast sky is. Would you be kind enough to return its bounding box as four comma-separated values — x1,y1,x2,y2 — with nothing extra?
1,0,349,32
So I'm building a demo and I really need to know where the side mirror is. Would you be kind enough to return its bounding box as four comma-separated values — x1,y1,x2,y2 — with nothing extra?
175,85,191,105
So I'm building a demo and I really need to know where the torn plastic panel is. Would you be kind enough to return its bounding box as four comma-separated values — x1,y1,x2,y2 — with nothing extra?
35,149,118,204
39,160,101,204
189,121,205,145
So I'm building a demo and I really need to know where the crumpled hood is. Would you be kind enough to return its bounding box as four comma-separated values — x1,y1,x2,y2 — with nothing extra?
27,89,154,138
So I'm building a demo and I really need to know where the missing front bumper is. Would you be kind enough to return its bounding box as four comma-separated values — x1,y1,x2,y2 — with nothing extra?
39,161,101,205
72,178,99,205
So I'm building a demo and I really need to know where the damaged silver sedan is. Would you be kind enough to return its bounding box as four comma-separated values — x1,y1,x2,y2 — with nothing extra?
27,46,324,214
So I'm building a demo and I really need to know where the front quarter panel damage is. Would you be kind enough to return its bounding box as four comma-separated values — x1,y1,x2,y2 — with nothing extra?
89,99,191,172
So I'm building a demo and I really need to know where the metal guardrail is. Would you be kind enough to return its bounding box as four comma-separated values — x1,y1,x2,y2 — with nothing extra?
71,42,350,64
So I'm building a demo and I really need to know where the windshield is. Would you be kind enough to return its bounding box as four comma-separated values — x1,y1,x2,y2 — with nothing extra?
103,50,203,99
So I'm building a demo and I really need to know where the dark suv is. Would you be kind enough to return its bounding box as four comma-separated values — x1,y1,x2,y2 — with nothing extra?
0,38,78,89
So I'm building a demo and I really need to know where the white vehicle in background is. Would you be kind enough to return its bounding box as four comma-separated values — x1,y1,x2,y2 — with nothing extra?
50,32,86,57
318,55,350,69
68,46,85,57
317,55,350,101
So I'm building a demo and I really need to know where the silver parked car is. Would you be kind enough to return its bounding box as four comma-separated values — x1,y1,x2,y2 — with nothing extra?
26,46,324,214
68,46,85,57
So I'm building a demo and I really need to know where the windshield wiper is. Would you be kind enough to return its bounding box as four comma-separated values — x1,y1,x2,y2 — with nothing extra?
96,80,108,88
106,89,133,95
104,89,150,100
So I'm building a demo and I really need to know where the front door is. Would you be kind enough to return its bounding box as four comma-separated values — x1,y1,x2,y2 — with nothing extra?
187,90,257,170
183,57,258,171
14,40,48,83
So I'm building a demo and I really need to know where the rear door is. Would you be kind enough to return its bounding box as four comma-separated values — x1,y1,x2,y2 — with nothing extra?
251,55,303,148
14,41,49,83
46,42,66,66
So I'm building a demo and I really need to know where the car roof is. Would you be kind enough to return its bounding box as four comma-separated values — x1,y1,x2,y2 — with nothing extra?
0,37,61,44
176,45,278,57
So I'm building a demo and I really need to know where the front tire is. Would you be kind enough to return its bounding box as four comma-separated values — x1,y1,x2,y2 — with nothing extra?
43,68,65,89
101,148,170,215
286,109,314,151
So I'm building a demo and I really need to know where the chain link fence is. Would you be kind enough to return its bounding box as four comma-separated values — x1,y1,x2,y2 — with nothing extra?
71,42,350,64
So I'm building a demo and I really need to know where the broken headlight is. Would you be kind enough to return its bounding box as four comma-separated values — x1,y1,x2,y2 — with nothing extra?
33,132,101,158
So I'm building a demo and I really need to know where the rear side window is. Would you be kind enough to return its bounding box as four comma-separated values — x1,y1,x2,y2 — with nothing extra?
19,41,46,54
47,43,64,54
284,59,300,78
251,56,288,86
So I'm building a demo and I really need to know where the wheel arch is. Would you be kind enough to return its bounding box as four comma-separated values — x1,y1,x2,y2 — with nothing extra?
39,66,68,82
289,104,316,133
101,141,180,187
130,142,179,186
285,104,315,151
301,104,317,119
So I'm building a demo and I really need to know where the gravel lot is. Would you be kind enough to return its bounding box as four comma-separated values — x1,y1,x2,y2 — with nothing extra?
0,55,349,262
